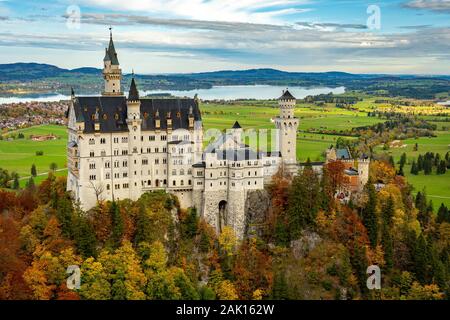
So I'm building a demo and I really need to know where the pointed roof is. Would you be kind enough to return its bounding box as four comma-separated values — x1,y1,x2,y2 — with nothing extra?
128,76,139,101
279,89,296,100
106,29,119,65
232,121,242,129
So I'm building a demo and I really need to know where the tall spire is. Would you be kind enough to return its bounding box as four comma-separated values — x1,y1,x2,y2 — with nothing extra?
128,75,139,101
107,27,119,65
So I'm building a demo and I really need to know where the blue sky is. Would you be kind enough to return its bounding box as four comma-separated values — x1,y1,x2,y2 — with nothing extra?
0,0,449,74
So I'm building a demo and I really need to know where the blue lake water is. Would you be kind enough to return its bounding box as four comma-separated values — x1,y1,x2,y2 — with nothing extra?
0,85,345,104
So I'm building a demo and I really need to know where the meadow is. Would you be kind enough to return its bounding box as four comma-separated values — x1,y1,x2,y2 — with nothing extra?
0,125,68,186
375,131,450,207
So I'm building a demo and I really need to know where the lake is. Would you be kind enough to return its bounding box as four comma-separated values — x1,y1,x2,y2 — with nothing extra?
0,85,345,104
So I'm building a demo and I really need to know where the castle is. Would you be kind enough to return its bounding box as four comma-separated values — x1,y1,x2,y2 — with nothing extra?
66,31,369,238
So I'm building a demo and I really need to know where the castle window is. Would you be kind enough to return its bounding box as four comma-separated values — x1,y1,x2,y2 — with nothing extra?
188,169,192,175
123,161,128,167
162,158,167,164
144,112,149,119
103,114,107,120
114,113,119,120
91,114,96,120
163,147,167,153
123,173,128,178
155,148,159,153
100,138,106,144
106,173,110,179
89,138,95,145
176,112,181,118
188,180,192,185
172,169,176,175
90,151,94,157
101,151,106,157
173,180,176,186
142,159,148,165
89,175,96,181
89,163,96,170
161,135,167,141
106,184,110,190
181,180,184,186
180,169,185,175
155,159,159,165
149,135,155,141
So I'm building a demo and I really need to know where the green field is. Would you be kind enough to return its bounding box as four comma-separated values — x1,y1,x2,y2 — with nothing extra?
0,125,68,186
375,131,450,207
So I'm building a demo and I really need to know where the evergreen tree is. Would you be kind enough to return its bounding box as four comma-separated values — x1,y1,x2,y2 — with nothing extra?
388,156,395,168
423,158,432,175
381,197,395,270
417,154,424,171
413,234,431,284
399,153,407,168
362,182,378,248
413,143,419,152
410,160,419,175
288,166,321,238
31,164,37,177
437,160,447,175
271,272,289,300
110,201,124,248
436,203,450,224
26,176,35,190
12,173,19,190
74,214,98,258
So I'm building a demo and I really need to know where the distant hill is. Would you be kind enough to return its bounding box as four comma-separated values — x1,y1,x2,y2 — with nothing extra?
0,63,449,99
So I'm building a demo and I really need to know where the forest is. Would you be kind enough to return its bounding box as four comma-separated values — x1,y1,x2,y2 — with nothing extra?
0,159,448,300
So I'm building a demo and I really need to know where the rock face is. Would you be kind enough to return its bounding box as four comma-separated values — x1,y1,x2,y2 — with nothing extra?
244,189,271,238
290,230,322,259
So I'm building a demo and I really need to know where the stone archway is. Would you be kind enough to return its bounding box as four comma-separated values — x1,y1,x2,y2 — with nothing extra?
218,200,228,233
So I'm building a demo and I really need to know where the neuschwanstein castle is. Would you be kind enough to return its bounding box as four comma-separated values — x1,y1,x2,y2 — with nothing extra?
66,31,369,238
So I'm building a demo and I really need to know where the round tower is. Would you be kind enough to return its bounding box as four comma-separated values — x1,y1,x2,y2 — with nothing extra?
274,89,299,165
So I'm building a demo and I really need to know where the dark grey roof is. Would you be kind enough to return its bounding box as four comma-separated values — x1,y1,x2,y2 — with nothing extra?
336,148,352,160
106,32,119,65
71,96,201,133
300,161,325,166
279,89,296,100
344,168,359,176
232,121,242,129
192,162,206,168
128,77,139,101
259,151,282,158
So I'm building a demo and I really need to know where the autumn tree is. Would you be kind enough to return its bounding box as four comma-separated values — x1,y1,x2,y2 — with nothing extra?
232,239,273,300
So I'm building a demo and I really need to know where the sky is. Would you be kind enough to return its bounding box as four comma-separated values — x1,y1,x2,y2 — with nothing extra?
0,0,449,74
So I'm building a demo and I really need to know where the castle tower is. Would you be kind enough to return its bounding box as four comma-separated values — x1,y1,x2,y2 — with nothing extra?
126,75,142,200
102,29,122,96
358,155,370,191
274,90,299,165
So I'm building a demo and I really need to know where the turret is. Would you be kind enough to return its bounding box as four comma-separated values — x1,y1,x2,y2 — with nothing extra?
358,154,370,191
102,28,122,96
274,89,299,165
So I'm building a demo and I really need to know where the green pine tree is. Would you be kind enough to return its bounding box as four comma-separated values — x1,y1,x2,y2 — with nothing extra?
31,164,37,177
362,182,379,248
110,201,124,248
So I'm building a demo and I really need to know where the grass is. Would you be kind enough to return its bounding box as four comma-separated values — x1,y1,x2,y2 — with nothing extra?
0,125,68,186
375,131,450,207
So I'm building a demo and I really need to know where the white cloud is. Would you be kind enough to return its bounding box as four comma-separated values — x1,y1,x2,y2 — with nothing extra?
404,0,450,13
77,0,311,23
